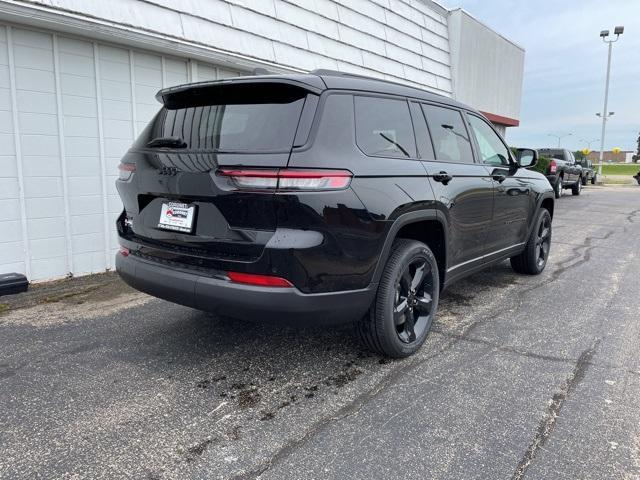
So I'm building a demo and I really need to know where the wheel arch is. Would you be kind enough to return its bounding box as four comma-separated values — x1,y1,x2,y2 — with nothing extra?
372,210,448,288
540,196,554,219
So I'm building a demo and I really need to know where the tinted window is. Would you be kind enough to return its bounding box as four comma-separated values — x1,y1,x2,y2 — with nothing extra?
354,96,416,158
539,149,566,161
141,84,306,152
421,104,473,163
467,115,510,166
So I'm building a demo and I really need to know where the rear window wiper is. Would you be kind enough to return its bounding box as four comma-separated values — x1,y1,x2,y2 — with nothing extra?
146,136,187,149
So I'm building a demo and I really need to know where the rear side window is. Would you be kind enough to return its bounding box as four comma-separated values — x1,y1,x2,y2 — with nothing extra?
141,83,307,153
421,104,473,163
354,96,416,158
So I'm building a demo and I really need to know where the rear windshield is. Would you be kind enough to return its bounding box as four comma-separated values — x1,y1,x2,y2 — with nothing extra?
540,149,566,160
141,83,307,153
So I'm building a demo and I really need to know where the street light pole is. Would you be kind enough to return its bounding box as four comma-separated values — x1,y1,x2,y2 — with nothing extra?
597,26,624,180
580,138,600,150
547,133,572,147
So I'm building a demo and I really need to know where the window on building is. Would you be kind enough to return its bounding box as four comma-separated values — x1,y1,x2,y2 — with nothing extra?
421,104,473,163
354,96,416,158
467,115,511,166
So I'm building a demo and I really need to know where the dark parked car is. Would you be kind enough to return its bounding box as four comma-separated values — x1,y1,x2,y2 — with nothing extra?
538,148,583,198
577,157,596,185
115,71,555,358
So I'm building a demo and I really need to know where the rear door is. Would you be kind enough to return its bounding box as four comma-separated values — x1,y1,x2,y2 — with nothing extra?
415,102,495,271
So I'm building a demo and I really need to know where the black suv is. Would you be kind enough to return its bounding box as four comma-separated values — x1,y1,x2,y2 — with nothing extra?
115,71,554,358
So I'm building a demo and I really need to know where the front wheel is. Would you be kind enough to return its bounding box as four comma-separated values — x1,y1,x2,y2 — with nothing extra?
572,178,582,195
355,239,439,358
581,176,588,186
591,175,596,185
510,208,552,275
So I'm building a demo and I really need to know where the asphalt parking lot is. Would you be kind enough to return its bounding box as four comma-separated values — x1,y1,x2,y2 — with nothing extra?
1,186,639,480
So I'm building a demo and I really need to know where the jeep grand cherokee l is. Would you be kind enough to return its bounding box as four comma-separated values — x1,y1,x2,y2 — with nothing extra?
115,70,554,358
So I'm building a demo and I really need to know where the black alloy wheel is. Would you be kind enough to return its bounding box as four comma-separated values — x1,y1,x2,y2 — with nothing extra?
535,213,552,270
356,239,440,358
394,258,434,344
510,208,552,275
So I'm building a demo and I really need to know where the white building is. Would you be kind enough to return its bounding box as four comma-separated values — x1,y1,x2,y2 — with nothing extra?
0,0,525,281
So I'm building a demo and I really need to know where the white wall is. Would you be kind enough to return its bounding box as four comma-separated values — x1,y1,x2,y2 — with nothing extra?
448,8,524,122
3,0,453,94
0,23,241,280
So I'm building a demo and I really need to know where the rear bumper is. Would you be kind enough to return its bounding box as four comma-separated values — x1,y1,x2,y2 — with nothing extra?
116,253,376,325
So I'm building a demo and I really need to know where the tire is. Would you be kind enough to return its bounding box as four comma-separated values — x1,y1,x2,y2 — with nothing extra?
510,208,552,275
591,175,596,185
355,239,439,358
554,176,563,199
572,177,582,195
581,175,587,186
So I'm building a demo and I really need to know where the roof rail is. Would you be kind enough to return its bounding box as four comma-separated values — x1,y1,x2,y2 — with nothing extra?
310,69,378,81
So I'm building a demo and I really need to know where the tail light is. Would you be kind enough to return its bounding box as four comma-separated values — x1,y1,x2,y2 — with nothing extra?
118,162,136,181
119,246,130,257
549,160,557,174
217,168,352,191
227,271,293,288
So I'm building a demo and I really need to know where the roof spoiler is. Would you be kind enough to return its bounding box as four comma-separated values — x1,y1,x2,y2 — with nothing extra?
155,78,324,107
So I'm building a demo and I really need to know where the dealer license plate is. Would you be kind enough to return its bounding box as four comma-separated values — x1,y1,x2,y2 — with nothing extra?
157,202,196,233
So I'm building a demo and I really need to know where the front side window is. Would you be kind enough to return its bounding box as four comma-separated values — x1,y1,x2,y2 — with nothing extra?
421,104,473,163
354,96,416,158
467,115,511,166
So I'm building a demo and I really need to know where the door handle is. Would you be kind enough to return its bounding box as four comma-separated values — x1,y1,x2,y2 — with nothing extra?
432,171,453,185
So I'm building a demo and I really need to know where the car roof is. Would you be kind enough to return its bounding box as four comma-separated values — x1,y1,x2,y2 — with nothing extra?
156,69,474,112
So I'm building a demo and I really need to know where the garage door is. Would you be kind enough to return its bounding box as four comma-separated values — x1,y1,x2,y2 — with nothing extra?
0,24,242,281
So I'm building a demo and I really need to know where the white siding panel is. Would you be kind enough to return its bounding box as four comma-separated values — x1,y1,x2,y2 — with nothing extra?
0,177,19,199
1,221,22,243
0,155,19,178
0,242,24,265
27,217,66,239
16,90,57,114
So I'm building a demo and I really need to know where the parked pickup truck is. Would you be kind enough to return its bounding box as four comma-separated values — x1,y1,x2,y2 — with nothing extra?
577,158,596,185
538,148,583,198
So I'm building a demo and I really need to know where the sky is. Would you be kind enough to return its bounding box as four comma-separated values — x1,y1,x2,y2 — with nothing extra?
437,0,640,152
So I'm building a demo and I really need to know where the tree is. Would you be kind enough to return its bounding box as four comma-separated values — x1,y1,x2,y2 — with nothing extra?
634,131,640,163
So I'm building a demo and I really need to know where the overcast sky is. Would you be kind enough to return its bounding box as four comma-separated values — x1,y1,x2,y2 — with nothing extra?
437,0,639,152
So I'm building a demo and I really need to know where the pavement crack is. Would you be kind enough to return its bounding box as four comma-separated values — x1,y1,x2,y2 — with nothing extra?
431,329,575,365
522,229,614,293
511,339,601,480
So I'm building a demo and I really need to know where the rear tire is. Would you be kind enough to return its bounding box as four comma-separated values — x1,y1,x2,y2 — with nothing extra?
355,239,439,358
510,208,552,275
554,176,563,199
572,178,582,195
581,176,587,186
591,176,596,185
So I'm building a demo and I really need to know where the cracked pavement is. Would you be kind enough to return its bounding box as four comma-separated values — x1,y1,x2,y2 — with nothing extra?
1,186,639,479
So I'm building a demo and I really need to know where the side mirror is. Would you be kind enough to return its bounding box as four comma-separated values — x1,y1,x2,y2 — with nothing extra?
516,148,538,168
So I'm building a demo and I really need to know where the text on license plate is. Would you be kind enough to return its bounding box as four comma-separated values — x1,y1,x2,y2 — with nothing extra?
157,202,195,233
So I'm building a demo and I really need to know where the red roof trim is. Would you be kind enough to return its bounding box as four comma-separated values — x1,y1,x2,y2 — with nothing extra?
479,111,520,127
